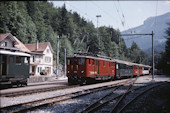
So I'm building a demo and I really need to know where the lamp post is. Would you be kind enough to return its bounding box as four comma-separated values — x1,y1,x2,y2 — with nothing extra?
96,15,102,51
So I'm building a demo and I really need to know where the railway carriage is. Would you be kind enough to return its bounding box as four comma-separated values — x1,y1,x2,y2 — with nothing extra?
0,47,30,88
67,54,116,84
114,59,133,79
141,64,151,75
66,53,151,85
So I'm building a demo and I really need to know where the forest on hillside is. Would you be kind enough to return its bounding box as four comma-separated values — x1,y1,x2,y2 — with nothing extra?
0,1,151,65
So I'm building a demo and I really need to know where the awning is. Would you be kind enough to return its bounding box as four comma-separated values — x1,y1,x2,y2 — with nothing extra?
0,49,31,57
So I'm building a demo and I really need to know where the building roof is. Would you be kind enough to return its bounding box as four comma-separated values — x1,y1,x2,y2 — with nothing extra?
13,36,30,53
0,33,18,44
24,42,54,53
0,33,31,54
0,33,10,41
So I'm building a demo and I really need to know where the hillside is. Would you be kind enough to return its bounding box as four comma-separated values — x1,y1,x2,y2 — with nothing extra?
122,12,170,54
0,1,152,65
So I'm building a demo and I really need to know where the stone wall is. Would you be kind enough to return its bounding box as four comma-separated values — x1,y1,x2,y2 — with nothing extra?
27,75,56,83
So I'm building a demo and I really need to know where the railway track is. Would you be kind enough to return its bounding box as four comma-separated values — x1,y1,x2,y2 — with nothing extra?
0,78,134,113
0,84,78,97
80,81,169,113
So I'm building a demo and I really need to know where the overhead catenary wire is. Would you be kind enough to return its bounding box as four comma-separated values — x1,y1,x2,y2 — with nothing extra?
113,1,128,32
117,1,133,33
63,1,97,23
91,1,120,29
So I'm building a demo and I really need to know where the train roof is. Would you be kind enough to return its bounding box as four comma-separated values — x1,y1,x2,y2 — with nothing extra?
67,52,151,67
67,55,115,62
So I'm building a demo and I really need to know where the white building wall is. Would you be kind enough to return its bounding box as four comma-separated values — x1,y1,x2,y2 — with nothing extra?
42,46,53,76
29,45,53,76
0,38,13,47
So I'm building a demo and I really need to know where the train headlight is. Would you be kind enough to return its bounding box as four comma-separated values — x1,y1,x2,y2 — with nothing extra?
81,71,84,73
68,71,70,73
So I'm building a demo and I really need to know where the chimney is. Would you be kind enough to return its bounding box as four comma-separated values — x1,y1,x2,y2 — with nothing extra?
36,40,39,50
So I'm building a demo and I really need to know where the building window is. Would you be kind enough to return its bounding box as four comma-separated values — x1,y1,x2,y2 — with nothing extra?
45,57,51,63
32,66,35,73
103,61,105,66
96,60,98,66
16,56,21,64
89,59,90,65
49,67,51,74
33,56,35,62
47,49,49,53
5,42,7,46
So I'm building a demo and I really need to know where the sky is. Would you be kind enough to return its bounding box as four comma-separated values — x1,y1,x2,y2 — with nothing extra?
50,1,170,32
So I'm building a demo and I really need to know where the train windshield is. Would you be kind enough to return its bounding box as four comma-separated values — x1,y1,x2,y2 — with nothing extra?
79,58,85,65
67,59,72,65
74,59,78,65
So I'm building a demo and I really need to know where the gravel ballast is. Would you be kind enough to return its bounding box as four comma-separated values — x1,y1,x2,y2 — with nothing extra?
1,75,170,113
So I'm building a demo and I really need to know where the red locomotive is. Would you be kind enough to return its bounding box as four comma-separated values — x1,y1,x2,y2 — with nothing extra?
66,53,151,85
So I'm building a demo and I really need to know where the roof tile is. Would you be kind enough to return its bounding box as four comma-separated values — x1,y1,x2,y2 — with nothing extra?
25,42,51,53
0,33,10,41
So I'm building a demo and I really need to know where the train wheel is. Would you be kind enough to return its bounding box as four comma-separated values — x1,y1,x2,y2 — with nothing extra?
111,76,115,81
68,77,77,85
115,75,121,80
17,82,21,87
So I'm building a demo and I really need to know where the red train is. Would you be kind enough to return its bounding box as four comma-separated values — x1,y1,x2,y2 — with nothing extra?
66,53,151,85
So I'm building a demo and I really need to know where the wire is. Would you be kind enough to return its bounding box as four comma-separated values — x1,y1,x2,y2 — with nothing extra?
91,1,120,29
63,2,97,23
113,1,126,31
117,1,133,33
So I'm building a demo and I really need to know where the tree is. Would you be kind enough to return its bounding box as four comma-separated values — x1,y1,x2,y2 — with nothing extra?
0,2,27,42
57,4,74,37
164,23,170,74
130,41,141,63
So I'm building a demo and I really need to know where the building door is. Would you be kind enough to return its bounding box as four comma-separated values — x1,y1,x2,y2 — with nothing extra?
32,66,35,74
2,55,7,75
46,67,50,75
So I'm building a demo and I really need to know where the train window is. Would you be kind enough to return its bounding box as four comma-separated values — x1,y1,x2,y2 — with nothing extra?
96,60,98,65
79,58,85,65
116,64,119,69
9,56,14,64
144,67,148,70
103,61,105,66
92,59,94,65
67,59,71,65
74,59,78,65
16,56,21,64
89,59,91,65
24,57,29,64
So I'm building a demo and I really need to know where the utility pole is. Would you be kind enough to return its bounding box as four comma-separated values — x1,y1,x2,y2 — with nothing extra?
120,31,154,80
152,31,154,80
96,15,101,53
56,36,60,77
64,48,66,78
